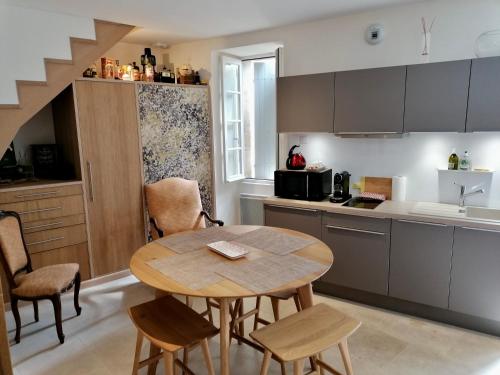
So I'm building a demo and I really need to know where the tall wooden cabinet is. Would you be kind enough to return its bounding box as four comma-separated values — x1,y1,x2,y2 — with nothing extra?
75,80,145,276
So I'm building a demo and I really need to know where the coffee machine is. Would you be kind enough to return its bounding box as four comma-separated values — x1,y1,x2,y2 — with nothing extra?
330,171,352,203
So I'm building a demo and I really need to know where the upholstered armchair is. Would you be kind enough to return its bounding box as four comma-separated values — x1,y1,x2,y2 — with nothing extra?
0,211,81,344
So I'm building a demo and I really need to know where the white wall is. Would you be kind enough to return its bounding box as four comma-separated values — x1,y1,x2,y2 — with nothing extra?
164,0,500,223
0,4,95,104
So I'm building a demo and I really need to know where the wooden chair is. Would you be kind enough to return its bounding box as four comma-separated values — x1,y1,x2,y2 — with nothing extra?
0,211,81,344
129,295,218,375
250,303,361,375
144,177,228,369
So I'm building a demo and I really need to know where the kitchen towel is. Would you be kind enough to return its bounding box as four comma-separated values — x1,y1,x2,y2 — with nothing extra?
392,176,407,202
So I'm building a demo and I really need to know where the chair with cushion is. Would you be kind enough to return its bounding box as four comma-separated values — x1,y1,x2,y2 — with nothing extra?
129,295,218,375
0,211,81,344
251,303,361,375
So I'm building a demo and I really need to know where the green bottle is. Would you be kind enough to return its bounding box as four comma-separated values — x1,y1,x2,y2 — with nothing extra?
448,148,459,170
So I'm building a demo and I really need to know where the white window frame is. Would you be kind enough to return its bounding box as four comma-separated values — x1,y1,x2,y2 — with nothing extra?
221,54,245,182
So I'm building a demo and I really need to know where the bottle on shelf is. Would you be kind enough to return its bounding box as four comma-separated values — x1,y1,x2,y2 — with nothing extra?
459,151,472,171
448,148,459,170
194,71,201,85
132,62,141,81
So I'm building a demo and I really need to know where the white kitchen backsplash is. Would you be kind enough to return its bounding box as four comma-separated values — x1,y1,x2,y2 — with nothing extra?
280,132,500,208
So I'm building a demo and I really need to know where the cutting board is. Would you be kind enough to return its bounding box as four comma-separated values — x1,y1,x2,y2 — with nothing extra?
362,177,393,200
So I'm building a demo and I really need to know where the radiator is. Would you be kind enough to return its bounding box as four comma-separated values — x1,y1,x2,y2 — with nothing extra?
240,194,268,225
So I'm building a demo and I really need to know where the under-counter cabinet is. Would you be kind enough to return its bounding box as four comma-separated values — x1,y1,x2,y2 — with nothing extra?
321,213,391,294
75,80,146,276
264,204,322,239
334,66,406,134
449,227,500,321
389,219,454,308
277,73,334,133
466,56,500,132
404,60,470,132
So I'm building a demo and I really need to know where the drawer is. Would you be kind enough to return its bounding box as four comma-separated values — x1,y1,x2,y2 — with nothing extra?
30,243,91,281
22,214,86,234
0,183,82,204
322,212,391,233
25,224,87,254
0,195,84,223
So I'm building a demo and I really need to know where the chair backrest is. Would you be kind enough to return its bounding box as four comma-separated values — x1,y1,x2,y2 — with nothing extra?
145,177,206,237
0,211,31,288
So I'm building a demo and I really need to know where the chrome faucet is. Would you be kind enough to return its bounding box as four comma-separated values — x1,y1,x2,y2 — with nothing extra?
454,183,485,208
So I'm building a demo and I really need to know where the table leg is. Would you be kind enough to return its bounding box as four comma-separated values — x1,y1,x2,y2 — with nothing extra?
297,283,314,309
219,298,231,375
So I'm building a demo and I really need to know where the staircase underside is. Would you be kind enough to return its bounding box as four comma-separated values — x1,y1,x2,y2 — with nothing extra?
0,20,134,155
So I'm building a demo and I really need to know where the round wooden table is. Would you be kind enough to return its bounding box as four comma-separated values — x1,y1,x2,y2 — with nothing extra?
130,225,333,375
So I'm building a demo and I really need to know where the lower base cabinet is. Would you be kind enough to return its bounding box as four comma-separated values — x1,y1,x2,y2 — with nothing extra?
264,204,322,239
321,213,391,295
449,227,500,321
389,220,454,308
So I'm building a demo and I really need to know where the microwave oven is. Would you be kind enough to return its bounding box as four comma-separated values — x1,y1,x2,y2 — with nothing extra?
274,169,332,201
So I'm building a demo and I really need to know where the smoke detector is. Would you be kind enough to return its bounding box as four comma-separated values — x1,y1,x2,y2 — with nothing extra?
365,24,384,45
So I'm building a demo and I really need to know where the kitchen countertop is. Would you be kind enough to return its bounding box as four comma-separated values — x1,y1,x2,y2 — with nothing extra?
263,196,500,231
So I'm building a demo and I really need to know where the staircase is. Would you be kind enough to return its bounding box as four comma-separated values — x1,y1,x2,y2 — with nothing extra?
0,19,134,155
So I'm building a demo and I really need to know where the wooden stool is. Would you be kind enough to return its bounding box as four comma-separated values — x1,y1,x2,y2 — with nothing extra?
250,303,361,375
128,296,219,375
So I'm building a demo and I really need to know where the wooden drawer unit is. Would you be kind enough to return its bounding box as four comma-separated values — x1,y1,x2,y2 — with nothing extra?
0,183,82,204
24,224,87,254
0,195,84,223
30,243,91,281
22,214,86,234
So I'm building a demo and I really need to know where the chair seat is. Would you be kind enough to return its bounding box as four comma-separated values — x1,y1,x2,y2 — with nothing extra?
129,296,219,352
250,303,361,362
13,263,79,298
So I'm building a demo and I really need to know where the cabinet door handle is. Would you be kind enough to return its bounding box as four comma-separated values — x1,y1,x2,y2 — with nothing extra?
24,221,63,230
335,132,401,135
265,204,319,213
15,191,58,199
460,226,500,234
87,161,94,203
397,219,448,227
18,206,62,215
26,236,64,246
325,225,386,236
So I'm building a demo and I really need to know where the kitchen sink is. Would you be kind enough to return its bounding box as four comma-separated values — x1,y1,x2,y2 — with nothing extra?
465,206,500,221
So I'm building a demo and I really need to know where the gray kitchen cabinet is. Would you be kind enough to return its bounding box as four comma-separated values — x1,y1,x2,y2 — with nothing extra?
404,60,470,132
277,73,334,133
264,204,322,239
449,227,500,321
321,213,391,294
334,66,406,134
389,219,454,308
467,56,500,132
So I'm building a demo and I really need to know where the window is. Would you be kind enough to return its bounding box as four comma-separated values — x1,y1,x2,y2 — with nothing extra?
221,54,277,182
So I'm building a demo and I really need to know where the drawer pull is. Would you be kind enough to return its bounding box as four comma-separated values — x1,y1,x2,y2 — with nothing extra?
26,236,65,246
325,225,386,236
15,191,58,199
265,204,319,213
397,219,448,227
18,206,62,215
24,221,64,230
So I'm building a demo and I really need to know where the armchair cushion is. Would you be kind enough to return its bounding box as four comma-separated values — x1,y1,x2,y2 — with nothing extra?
13,263,79,298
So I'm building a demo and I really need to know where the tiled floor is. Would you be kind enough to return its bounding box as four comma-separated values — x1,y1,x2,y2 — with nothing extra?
5,275,500,375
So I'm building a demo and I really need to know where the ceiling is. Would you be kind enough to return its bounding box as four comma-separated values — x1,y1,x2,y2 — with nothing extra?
4,0,424,46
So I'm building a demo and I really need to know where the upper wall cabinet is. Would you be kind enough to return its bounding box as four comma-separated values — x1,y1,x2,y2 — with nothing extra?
334,66,406,134
277,73,334,133
404,60,471,132
466,56,500,132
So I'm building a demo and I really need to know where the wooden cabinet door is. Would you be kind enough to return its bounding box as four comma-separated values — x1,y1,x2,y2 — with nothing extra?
466,56,500,132
334,66,406,134
389,219,454,308
75,81,145,276
277,73,334,133
321,213,391,294
404,60,470,132
264,204,322,239
450,227,500,320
